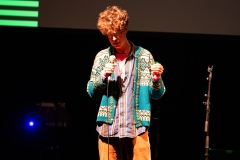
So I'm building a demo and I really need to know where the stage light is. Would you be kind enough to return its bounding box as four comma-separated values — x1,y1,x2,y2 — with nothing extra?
22,102,71,159
25,102,69,130
25,111,41,130
29,121,34,127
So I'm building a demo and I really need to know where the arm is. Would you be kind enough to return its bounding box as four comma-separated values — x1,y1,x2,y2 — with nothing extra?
148,53,166,99
86,51,109,100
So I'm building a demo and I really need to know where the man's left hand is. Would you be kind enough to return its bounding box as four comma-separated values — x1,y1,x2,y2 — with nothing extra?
151,63,164,75
151,63,164,81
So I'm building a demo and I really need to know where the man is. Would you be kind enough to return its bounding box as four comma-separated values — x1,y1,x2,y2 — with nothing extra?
86,5,166,160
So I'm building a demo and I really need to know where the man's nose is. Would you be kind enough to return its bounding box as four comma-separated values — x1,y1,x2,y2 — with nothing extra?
112,36,117,41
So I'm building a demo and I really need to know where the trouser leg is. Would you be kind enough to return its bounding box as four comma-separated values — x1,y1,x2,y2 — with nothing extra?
98,131,151,160
125,131,151,160
98,135,123,160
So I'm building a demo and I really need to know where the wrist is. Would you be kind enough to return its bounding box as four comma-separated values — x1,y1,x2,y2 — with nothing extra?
101,70,108,81
151,72,160,82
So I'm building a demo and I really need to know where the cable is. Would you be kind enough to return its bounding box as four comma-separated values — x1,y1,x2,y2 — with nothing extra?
107,76,110,160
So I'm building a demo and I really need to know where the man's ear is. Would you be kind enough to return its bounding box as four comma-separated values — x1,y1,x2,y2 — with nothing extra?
125,26,128,33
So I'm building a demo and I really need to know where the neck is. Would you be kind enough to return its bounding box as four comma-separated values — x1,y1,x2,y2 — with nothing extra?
115,41,131,54
116,53,128,61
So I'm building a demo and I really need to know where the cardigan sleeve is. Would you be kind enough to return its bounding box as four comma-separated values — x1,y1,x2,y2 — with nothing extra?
86,50,109,100
148,52,166,100
135,47,166,100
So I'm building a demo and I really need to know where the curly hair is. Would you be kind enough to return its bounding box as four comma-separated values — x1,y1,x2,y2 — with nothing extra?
97,6,129,36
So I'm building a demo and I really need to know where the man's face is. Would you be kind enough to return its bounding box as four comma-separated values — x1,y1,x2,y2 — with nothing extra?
107,27,128,50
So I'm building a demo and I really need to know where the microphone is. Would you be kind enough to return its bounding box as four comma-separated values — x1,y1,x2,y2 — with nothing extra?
108,55,116,81
109,55,116,64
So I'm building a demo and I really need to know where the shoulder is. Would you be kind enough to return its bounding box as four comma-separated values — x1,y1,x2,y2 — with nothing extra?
136,46,152,57
95,48,110,59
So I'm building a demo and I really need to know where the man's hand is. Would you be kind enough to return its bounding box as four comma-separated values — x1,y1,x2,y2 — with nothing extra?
151,63,164,81
103,63,117,74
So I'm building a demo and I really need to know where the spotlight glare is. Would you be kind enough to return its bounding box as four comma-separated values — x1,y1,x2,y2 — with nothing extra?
29,121,34,127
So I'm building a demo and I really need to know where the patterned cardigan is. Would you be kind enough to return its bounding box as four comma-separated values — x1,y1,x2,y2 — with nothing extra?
87,45,166,128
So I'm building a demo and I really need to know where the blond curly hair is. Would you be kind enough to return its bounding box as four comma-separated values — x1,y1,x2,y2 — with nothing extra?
97,6,129,36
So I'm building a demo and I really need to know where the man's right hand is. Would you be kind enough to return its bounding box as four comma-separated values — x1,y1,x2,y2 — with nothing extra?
103,63,117,74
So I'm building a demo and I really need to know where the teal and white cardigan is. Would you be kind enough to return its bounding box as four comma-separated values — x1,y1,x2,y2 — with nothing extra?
87,45,166,128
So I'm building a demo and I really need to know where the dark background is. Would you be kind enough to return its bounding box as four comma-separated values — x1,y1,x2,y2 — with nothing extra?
1,26,240,160
38,0,240,36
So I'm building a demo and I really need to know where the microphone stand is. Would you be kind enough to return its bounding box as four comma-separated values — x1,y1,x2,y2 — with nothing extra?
107,76,110,160
106,55,115,160
203,65,213,160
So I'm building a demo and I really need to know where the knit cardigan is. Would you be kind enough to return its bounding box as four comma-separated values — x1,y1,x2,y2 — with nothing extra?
87,45,166,128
